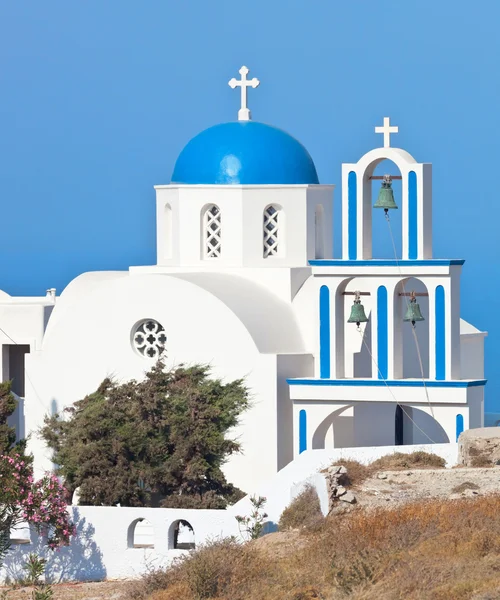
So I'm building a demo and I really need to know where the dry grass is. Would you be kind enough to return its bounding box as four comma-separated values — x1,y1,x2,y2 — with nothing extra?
369,449,446,471
128,494,500,600
472,455,493,468
278,484,324,531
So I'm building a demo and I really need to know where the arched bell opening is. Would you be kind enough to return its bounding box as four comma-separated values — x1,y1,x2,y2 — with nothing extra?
394,278,429,380
312,405,355,449
343,278,373,379
366,159,403,259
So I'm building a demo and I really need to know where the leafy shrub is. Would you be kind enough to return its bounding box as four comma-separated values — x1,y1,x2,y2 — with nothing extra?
41,361,249,508
471,455,492,468
279,485,324,531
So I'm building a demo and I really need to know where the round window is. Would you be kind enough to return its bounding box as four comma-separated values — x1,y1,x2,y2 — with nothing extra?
132,320,166,359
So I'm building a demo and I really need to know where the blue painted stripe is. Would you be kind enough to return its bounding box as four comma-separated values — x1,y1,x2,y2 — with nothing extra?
287,378,487,388
319,285,330,378
377,286,388,380
348,171,357,260
309,259,465,267
408,171,418,260
299,409,307,453
456,414,464,441
436,285,446,380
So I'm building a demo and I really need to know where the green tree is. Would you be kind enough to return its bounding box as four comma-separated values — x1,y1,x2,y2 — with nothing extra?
41,361,250,508
0,380,18,453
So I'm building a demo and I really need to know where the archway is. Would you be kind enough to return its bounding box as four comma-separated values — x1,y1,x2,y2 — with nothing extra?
127,518,154,549
169,519,195,550
394,278,430,379
398,405,449,445
342,278,373,379
368,159,403,259
312,405,355,449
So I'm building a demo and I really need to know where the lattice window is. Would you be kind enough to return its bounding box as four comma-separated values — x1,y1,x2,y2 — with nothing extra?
132,320,166,359
203,205,222,258
263,205,281,257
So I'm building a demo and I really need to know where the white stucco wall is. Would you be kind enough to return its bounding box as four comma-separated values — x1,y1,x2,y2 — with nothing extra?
1,506,240,583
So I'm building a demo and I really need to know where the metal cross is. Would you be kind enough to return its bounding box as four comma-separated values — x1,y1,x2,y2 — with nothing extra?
375,117,399,148
228,66,260,121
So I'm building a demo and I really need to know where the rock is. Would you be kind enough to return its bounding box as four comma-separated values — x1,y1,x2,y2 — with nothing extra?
335,486,347,497
338,466,348,474
463,488,480,497
340,491,356,504
459,428,500,467
327,465,341,474
377,473,388,480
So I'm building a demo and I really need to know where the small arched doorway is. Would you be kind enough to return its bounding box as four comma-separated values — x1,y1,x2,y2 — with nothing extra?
127,518,155,549
169,519,195,550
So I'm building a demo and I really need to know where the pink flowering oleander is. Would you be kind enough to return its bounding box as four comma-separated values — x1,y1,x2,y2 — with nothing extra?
0,453,75,549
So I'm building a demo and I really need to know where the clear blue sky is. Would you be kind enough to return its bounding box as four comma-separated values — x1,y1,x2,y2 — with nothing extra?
0,1,498,409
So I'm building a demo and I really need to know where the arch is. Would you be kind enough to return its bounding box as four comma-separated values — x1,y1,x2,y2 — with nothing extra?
348,172,357,259
314,204,325,259
312,405,354,449
299,409,307,453
263,204,284,257
168,519,195,550
394,278,430,379
201,204,222,259
435,285,446,380
403,405,449,444
319,285,330,378
348,147,418,261
370,159,403,259
127,518,155,549
164,203,173,259
456,414,464,441
9,522,31,545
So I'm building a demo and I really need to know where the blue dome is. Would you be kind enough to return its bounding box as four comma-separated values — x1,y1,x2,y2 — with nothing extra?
171,121,319,185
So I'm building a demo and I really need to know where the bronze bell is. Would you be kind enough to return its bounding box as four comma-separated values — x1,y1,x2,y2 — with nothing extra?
374,174,398,213
403,291,425,326
347,291,369,327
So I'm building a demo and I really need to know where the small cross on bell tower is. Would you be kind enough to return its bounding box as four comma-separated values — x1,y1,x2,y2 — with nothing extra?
228,66,260,121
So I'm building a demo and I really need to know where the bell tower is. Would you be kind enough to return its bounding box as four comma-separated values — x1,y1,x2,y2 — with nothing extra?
341,117,433,260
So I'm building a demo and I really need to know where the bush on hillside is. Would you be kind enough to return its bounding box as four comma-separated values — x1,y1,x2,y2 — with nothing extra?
129,495,500,600
41,361,250,508
369,450,446,471
278,485,324,531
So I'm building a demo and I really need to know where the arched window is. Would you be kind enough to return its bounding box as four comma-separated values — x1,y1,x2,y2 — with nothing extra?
164,203,172,259
263,205,282,257
202,204,222,258
127,518,154,549
169,519,195,550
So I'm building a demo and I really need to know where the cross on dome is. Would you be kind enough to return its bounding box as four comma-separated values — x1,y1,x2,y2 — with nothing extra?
228,66,260,121
375,116,399,148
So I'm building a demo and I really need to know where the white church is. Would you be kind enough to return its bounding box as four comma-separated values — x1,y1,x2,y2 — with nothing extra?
0,66,488,494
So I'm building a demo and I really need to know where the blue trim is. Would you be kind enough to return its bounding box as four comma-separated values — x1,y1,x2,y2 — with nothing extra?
309,259,465,267
348,171,357,259
299,409,307,453
377,286,388,380
319,285,330,378
287,378,487,388
456,414,464,441
436,285,446,380
408,171,418,259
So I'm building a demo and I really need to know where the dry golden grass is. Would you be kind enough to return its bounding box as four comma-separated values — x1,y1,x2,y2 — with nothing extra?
278,484,324,531
128,495,500,600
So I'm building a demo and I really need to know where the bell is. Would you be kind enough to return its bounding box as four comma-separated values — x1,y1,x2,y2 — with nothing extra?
347,292,369,327
374,174,398,212
403,292,425,325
